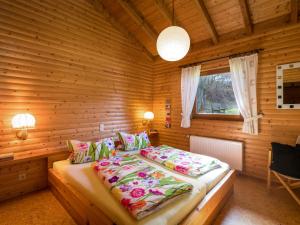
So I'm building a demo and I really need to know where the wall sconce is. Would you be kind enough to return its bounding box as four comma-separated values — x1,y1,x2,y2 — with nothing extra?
143,111,154,133
12,113,36,140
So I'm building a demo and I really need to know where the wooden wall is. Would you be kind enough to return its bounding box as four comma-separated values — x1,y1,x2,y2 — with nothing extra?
152,24,300,179
0,0,299,190
0,0,153,155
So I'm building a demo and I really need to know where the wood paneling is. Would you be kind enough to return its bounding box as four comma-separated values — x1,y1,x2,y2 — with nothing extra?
0,0,299,194
290,0,299,23
100,0,296,56
248,0,291,24
239,0,253,34
116,0,158,41
0,0,153,155
152,24,300,180
283,67,300,82
101,0,159,55
193,0,219,44
204,0,244,35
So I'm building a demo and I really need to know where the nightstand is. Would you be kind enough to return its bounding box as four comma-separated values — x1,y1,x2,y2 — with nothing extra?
0,150,68,202
148,131,159,147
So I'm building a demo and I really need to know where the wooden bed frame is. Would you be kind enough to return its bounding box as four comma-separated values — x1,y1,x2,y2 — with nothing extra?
48,168,236,225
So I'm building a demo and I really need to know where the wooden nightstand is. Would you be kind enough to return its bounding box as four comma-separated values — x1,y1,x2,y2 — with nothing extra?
148,131,159,146
0,149,68,202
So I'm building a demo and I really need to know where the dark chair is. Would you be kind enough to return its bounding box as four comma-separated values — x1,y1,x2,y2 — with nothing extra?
267,136,300,206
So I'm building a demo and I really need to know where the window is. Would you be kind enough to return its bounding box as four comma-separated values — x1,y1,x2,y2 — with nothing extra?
193,71,241,120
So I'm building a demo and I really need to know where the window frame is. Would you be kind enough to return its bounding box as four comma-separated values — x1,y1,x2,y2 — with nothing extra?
192,67,243,121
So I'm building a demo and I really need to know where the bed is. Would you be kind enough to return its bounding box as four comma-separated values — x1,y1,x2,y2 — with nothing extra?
48,150,236,225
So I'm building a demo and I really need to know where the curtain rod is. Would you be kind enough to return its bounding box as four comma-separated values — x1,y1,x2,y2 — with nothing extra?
179,48,264,68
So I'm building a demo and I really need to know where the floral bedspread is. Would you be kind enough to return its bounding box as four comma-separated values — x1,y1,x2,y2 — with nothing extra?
140,145,221,177
93,155,193,220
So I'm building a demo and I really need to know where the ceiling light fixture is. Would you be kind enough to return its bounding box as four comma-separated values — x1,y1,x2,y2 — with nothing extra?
156,0,190,61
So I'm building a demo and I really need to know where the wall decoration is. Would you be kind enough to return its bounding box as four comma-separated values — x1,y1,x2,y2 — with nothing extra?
276,62,300,109
165,99,171,128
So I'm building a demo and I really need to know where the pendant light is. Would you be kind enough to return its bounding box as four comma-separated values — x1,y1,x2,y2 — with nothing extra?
156,0,190,61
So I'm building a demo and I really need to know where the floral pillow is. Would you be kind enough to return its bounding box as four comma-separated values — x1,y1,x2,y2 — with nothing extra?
94,137,117,159
118,131,151,151
137,131,151,149
118,132,138,151
67,140,95,164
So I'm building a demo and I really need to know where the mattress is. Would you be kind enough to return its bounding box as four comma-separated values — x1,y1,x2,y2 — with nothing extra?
53,154,229,225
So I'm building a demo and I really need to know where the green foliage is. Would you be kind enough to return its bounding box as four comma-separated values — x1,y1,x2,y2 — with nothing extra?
196,72,239,115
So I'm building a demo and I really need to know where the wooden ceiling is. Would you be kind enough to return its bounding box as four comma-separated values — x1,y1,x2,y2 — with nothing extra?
91,0,299,59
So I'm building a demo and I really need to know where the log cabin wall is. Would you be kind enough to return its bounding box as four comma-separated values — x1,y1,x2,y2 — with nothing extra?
0,0,153,155
0,0,298,197
152,24,300,179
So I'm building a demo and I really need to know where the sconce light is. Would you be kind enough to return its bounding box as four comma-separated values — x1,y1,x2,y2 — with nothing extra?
143,111,154,133
144,111,154,120
12,113,36,140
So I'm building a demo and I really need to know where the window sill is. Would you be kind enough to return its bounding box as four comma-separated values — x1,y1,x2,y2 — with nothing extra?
192,114,243,121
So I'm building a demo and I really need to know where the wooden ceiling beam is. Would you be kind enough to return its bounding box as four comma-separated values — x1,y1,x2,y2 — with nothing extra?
239,0,253,34
117,0,158,41
153,0,177,26
193,0,218,44
88,0,154,61
290,0,299,23
154,14,299,60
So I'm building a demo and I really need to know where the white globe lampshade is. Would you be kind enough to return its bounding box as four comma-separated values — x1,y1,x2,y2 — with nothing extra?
156,26,190,61
12,113,36,129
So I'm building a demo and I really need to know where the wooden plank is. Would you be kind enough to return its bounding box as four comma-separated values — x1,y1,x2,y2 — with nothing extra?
0,149,69,167
48,168,115,225
153,0,177,25
103,0,295,53
290,0,299,23
183,15,295,58
239,0,253,34
0,0,153,155
48,169,91,225
193,0,218,44
117,0,158,40
89,0,154,61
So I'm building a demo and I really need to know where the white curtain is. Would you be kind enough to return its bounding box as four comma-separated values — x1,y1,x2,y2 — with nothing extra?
229,53,262,135
181,65,201,128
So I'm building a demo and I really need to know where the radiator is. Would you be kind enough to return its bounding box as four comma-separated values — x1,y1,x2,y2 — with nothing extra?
190,135,243,171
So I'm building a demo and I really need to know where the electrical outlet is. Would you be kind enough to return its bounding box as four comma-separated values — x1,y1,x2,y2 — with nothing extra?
18,172,27,181
99,123,105,132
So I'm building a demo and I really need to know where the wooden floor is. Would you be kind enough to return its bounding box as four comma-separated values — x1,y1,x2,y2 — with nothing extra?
213,176,300,225
0,176,299,225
